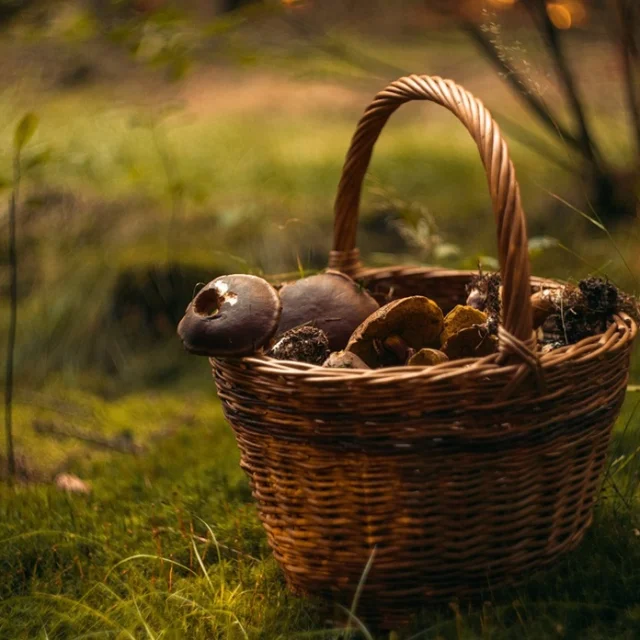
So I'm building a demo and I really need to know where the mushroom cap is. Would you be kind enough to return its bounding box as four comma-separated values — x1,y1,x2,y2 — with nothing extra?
465,272,502,316
276,270,379,351
346,296,444,368
440,305,488,346
442,325,498,360
465,288,486,310
322,350,370,369
530,288,562,328
407,348,449,367
177,274,281,357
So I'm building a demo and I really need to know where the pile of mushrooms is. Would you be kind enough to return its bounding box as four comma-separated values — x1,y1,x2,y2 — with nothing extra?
178,271,638,367
178,270,497,369
178,271,379,366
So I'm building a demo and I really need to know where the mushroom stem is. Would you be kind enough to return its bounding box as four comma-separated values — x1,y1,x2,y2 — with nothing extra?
382,335,411,364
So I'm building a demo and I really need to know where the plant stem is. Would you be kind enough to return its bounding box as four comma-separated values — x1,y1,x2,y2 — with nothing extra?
5,155,19,480
150,121,183,264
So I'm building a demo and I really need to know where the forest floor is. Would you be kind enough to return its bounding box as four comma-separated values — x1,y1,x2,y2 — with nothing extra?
1,387,639,638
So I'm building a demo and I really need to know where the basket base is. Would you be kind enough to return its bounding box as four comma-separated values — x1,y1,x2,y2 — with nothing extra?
286,525,589,633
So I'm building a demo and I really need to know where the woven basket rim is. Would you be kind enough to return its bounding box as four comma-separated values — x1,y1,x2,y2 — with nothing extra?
212,313,636,383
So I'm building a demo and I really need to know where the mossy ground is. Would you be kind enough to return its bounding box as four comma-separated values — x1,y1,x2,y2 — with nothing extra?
1,386,639,639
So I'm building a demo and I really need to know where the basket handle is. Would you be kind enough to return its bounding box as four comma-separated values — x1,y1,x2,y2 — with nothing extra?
329,74,534,345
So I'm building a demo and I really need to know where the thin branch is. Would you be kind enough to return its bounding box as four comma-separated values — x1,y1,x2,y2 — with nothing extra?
4,155,19,480
463,20,584,156
615,0,640,158
522,0,602,169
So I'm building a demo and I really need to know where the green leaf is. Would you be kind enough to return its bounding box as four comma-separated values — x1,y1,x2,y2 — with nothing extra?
14,113,39,153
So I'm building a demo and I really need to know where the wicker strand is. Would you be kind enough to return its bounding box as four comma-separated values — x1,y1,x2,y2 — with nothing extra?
497,326,546,398
328,248,361,274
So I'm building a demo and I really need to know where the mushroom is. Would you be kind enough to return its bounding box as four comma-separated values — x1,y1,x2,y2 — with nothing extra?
466,288,486,311
407,348,449,366
276,270,379,351
323,350,370,369
442,325,498,360
177,274,281,357
465,273,502,334
267,325,330,364
345,296,444,368
440,305,488,346
530,288,562,329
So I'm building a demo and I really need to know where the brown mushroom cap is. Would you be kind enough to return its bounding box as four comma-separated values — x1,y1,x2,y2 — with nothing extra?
177,274,281,357
407,348,449,366
346,296,444,368
440,305,488,346
442,325,498,360
276,270,379,351
531,288,562,328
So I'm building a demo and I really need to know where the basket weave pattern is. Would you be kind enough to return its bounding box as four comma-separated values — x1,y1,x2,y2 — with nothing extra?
210,76,637,618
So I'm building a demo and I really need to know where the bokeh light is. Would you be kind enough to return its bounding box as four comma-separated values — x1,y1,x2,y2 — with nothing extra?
547,3,572,29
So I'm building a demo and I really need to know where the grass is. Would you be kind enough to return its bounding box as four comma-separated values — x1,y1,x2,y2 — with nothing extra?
1,387,640,639
0,388,319,639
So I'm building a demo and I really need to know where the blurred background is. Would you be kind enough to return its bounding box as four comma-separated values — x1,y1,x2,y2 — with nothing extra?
0,0,639,478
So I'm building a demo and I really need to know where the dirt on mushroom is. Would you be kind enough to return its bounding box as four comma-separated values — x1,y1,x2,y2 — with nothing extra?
540,277,639,346
466,272,502,333
268,325,330,364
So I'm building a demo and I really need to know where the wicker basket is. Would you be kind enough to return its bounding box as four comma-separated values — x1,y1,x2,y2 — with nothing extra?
211,75,637,624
